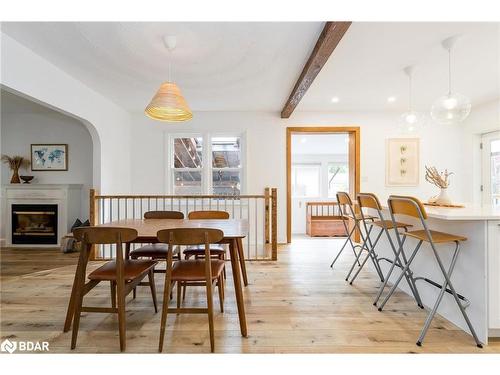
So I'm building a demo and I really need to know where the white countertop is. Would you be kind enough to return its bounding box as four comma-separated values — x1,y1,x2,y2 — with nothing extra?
381,203,500,221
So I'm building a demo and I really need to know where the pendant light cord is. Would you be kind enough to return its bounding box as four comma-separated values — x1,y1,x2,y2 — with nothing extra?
408,72,412,111
448,48,452,95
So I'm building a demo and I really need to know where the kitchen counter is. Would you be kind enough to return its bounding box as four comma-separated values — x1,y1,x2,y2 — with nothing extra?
371,203,500,345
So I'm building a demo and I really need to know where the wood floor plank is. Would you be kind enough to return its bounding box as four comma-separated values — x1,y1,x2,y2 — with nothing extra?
1,238,498,353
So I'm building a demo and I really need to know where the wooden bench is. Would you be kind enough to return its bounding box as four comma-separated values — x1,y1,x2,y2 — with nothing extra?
306,202,347,237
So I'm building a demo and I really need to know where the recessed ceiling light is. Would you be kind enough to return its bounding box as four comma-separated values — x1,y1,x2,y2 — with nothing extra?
387,96,397,103
331,96,340,103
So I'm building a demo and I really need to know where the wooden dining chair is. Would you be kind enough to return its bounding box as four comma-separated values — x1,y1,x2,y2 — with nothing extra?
186,210,248,285
128,211,184,298
157,228,225,353
63,227,158,352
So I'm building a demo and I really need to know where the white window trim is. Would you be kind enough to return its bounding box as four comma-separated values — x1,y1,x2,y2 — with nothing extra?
165,132,246,195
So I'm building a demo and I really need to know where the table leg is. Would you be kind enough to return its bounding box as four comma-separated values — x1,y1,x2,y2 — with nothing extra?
236,238,249,286
229,238,247,337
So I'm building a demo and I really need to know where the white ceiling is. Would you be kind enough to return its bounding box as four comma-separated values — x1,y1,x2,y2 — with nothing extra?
298,22,500,112
0,22,323,112
292,134,349,155
1,22,499,113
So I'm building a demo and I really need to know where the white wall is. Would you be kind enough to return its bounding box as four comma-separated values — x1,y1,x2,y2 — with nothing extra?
461,99,500,204
0,33,132,194
1,111,93,218
129,111,467,243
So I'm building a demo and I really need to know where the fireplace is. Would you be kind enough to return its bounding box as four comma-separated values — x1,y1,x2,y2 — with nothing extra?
11,204,58,245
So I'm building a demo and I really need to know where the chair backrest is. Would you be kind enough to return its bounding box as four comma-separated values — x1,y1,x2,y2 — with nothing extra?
357,193,382,210
144,210,184,219
72,227,138,285
73,226,138,244
387,195,428,220
156,228,224,246
188,210,230,220
336,192,355,216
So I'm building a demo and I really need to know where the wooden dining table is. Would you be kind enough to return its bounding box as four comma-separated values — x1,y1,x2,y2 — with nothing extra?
96,218,249,337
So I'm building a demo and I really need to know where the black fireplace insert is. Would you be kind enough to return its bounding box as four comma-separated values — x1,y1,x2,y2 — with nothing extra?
12,204,58,245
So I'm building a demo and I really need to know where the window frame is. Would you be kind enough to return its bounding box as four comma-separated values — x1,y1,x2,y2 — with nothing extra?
166,132,246,195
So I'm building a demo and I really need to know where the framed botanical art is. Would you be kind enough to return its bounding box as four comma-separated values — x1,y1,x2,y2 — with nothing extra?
386,138,419,186
31,144,68,171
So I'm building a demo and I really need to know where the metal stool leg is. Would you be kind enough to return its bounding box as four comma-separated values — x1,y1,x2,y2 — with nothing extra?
330,221,360,268
374,231,423,308
417,242,483,348
349,229,384,284
378,240,423,311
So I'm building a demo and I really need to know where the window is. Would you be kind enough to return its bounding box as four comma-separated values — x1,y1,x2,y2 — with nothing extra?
170,134,243,195
292,164,320,197
490,139,500,207
327,162,349,197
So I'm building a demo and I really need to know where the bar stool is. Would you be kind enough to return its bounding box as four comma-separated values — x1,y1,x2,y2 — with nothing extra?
355,193,423,308
330,192,385,283
345,193,421,301
378,195,483,348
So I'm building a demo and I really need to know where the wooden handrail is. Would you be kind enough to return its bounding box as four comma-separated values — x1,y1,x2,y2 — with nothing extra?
306,201,338,206
89,188,278,261
94,194,265,199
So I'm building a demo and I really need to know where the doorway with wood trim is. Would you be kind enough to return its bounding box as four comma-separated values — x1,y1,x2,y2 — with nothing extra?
286,127,360,243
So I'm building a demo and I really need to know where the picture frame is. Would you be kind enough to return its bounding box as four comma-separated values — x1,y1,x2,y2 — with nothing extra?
385,138,419,186
31,144,68,171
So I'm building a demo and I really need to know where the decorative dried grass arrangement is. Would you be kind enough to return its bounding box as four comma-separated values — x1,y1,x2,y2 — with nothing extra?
425,165,454,205
1,155,29,183
424,165,453,188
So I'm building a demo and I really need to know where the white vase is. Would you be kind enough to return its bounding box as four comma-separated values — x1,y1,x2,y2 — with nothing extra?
434,188,452,206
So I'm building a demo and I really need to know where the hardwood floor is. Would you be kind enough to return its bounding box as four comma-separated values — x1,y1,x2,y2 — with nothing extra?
1,237,498,353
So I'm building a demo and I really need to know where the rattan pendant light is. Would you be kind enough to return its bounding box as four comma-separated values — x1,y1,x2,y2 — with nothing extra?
145,36,193,122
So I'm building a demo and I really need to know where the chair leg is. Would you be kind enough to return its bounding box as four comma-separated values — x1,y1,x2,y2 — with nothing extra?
158,270,172,352
378,241,423,311
148,270,158,313
133,287,136,299
110,281,116,308
182,282,187,301
177,281,182,310
117,282,126,352
217,275,224,313
70,278,85,349
206,278,215,353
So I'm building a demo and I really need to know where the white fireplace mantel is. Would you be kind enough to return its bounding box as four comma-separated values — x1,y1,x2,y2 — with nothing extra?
1,184,83,248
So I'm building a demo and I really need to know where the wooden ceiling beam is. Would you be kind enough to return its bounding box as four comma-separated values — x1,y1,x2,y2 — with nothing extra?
280,21,352,119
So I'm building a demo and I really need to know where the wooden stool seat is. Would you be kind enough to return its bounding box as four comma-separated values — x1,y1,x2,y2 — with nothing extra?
372,220,412,229
345,213,376,221
172,259,225,282
88,259,157,281
129,244,179,259
401,229,467,244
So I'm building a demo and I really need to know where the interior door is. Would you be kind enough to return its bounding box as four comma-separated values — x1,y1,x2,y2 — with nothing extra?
482,131,500,207
291,164,321,234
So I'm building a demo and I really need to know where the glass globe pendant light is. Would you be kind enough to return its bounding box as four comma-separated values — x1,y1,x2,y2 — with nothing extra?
398,65,425,134
145,35,193,122
430,36,471,125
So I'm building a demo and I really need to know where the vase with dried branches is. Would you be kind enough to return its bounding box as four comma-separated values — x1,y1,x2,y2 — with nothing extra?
1,155,29,184
424,165,454,205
